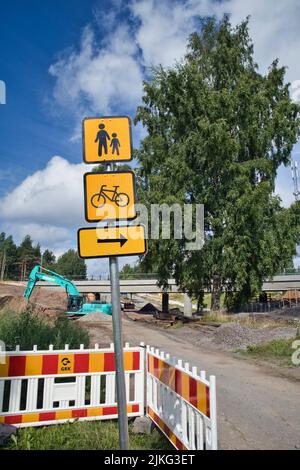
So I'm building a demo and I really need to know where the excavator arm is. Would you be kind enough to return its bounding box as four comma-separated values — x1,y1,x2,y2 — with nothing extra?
24,265,80,300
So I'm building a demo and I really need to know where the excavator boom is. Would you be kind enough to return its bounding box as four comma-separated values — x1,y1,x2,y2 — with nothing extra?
24,265,80,300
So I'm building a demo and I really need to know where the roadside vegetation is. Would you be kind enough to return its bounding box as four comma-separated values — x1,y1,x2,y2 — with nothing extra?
0,308,89,350
238,334,300,367
0,232,87,281
5,420,172,451
201,311,299,329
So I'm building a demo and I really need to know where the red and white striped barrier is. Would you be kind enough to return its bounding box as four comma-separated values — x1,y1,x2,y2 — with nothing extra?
0,343,144,427
0,343,218,450
146,346,217,450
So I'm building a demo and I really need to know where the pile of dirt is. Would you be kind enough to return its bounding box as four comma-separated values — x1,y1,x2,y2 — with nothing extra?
138,303,158,315
0,284,67,319
213,322,297,350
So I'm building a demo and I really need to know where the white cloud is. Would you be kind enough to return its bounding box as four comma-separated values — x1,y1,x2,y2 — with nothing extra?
214,0,300,81
0,156,139,276
131,0,215,68
290,80,300,104
49,24,143,123
49,1,300,122
0,156,86,227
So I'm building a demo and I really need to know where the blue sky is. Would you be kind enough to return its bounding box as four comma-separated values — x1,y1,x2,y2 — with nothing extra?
1,0,300,275
0,0,103,194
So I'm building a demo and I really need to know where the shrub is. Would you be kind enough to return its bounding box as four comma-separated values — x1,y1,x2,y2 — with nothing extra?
0,308,89,350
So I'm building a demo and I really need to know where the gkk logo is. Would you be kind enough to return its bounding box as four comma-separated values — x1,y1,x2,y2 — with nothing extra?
0,80,6,105
61,357,71,371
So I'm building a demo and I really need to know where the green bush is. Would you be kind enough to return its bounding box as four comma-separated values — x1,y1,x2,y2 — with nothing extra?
0,308,89,350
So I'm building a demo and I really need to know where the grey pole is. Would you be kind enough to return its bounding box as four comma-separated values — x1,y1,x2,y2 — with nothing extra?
106,162,129,450
109,256,129,449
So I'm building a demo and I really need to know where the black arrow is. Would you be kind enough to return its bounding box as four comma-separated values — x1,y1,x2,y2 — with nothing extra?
97,234,127,247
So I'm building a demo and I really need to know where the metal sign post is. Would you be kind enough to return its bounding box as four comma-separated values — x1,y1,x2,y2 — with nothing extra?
78,115,146,450
107,161,128,450
109,255,129,449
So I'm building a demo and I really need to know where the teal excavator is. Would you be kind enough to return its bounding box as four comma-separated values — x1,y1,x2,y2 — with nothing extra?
24,265,112,317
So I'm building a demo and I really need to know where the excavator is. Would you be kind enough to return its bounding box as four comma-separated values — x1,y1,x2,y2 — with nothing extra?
23,265,112,317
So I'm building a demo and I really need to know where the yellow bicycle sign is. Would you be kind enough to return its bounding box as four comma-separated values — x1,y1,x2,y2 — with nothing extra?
84,171,136,222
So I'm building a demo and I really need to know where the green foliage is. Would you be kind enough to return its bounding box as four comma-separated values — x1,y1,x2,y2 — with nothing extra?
55,249,87,279
135,16,300,311
5,421,171,450
18,235,41,273
0,234,86,281
0,233,18,279
0,309,89,350
239,335,300,367
119,263,140,279
92,163,133,173
42,249,56,269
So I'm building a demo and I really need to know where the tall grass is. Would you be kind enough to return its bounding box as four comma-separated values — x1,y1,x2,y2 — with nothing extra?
0,308,89,350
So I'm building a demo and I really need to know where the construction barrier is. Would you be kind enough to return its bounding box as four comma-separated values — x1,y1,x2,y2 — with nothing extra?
0,343,217,450
146,346,217,450
0,343,144,427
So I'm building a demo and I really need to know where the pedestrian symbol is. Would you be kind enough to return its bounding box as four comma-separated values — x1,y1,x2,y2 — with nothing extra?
95,124,110,157
83,116,132,163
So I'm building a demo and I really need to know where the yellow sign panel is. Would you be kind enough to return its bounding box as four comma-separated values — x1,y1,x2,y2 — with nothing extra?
58,354,74,374
83,116,132,163
84,171,136,222
77,225,147,259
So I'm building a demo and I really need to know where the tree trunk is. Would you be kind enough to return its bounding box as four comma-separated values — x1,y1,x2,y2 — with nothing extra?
211,274,222,311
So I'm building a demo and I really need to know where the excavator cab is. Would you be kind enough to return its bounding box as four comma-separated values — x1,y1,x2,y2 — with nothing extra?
67,295,84,313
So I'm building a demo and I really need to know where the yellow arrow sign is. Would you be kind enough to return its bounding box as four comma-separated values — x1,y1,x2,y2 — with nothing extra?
83,116,132,163
77,225,147,259
84,171,136,222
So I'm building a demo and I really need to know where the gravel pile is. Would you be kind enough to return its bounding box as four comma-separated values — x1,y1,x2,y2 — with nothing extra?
79,311,112,324
213,322,296,350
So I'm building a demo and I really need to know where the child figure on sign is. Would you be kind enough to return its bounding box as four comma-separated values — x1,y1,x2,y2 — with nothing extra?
110,133,121,156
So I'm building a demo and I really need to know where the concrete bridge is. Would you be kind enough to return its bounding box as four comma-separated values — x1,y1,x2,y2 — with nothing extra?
37,274,300,294
37,274,300,316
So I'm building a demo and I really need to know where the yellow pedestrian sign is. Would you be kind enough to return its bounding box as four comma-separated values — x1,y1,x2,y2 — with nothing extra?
83,116,133,163
84,171,136,222
77,225,147,259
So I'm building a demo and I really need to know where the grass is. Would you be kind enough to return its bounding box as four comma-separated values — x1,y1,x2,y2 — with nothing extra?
238,335,300,367
0,308,90,350
201,311,231,323
201,311,299,329
4,420,172,450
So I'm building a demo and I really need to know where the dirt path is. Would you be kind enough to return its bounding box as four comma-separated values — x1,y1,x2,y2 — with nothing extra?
88,317,300,450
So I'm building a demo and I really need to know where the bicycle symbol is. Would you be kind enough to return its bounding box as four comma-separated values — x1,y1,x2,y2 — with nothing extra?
91,185,130,208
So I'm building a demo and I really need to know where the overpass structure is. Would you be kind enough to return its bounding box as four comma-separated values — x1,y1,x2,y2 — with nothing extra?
37,274,300,294
37,274,300,316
